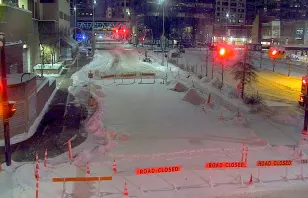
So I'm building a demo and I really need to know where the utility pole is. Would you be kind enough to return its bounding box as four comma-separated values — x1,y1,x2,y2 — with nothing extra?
161,0,165,66
0,33,12,166
205,47,209,76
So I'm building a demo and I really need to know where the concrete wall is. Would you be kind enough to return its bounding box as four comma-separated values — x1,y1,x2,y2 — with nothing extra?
36,78,56,114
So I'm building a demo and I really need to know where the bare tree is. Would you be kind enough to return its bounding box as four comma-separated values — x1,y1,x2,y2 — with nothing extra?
232,50,258,99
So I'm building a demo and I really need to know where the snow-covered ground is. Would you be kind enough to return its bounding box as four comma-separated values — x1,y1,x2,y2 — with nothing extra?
2,45,308,198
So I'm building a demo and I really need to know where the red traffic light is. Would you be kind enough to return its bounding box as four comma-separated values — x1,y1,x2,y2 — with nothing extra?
123,29,126,33
303,79,307,85
272,50,277,56
219,48,226,56
115,29,118,33
142,37,145,41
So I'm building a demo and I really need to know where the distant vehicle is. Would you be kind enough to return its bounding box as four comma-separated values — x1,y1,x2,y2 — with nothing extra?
286,54,299,60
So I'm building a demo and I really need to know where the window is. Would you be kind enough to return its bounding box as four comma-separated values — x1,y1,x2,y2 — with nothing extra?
216,13,220,16
231,3,236,6
238,9,244,12
222,2,228,6
230,8,236,12
60,11,64,19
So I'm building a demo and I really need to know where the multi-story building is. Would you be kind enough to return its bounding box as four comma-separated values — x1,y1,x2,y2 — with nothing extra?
255,0,308,21
111,0,130,18
215,0,246,24
132,0,215,45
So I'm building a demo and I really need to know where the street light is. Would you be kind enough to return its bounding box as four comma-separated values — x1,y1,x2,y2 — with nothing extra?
74,6,77,40
92,0,96,55
159,0,165,66
226,12,230,38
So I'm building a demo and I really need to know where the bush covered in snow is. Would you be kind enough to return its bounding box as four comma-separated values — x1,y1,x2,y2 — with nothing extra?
243,93,263,105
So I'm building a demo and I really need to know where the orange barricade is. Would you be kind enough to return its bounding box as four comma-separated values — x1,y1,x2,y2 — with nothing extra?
120,73,136,83
101,74,116,82
52,176,112,197
140,73,155,84
255,160,293,183
52,176,112,182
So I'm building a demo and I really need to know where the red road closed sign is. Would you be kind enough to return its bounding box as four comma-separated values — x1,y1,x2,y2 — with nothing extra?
256,160,292,167
205,162,246,169
136,165,181,175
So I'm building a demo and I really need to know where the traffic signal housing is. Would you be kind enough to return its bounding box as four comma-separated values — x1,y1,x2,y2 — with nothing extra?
269,48,286,59
215,44,236,62
302,76,308,95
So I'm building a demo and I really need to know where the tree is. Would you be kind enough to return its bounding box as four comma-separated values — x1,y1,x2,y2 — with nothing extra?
232,50,258,99
38,24,67,76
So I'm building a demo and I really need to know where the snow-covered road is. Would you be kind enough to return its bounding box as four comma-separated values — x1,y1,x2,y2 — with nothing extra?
3,44,308,198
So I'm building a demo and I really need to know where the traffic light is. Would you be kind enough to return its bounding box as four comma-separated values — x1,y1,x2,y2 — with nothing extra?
269,48,286,59
302,77,308,95
215,44,235,61
123,28,126,33
219,47,226,57
8,101,16,118
115,29,118,33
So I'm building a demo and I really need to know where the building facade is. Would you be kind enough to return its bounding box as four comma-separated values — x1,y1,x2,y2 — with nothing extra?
215,0,246,24
255,0,308,21
133,0,215,45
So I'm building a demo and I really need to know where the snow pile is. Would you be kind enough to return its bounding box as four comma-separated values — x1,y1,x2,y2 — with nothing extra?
71,52,114,86
291,149,307,161
169,81,188,92
182,88,206,105
271,114,303,127
210,77,223,89
73,150,93,166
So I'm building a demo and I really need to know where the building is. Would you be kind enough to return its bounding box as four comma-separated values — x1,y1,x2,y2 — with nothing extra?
111,0,130,18
215,0,246,24
255,0,308,21
132,0,215,45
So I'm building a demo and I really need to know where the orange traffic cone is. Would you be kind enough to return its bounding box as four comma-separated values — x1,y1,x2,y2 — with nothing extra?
123,182,128,196
112,159,117,173
207,93,211,105
44,148,47,167
249,174,253,186
220,113,223,120
35,163,40,179
86,162,90,175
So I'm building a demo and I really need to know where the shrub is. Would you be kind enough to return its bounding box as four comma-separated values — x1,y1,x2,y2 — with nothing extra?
243,93,263,105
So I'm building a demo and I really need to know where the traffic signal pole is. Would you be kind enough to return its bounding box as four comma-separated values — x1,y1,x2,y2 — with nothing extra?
0,33,12,166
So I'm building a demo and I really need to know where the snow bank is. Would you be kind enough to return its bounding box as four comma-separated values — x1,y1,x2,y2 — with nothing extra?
169,81,188,92
182,88,206,105
71,52,114,86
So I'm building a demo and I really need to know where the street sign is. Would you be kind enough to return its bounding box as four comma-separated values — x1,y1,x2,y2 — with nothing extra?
245,44,262,51
256,160,292,167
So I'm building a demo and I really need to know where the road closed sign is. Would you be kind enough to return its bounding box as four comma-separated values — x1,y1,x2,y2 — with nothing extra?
256,160,292,167
136,165,181,175
205,162,246,169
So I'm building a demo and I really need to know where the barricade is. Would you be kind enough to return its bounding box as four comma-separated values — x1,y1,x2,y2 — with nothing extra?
135,165,181,192
52,176,112,197
255,160,293,183
119,73,136,84
140,73,156,84
205,161,247,187
101,74,116,83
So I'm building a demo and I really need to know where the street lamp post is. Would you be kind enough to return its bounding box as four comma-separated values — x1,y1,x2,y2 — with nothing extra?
74,6,77,40
92,0,96,56
226,12,229,38
0,33,12,166
159,0,165,66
